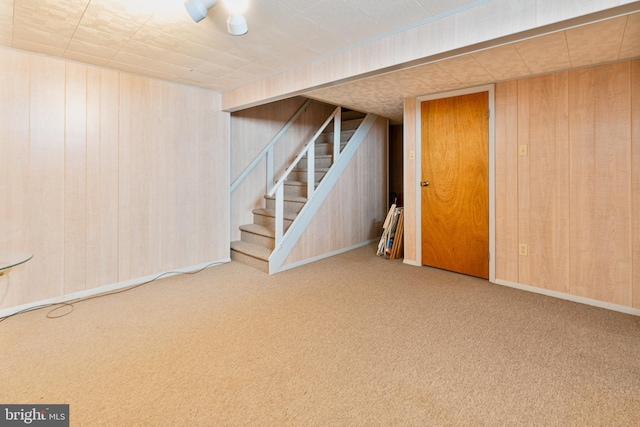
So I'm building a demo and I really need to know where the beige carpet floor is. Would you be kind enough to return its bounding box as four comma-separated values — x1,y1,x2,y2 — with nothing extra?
1,244,639,426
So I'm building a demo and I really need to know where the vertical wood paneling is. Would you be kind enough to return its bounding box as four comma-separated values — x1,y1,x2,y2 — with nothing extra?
494,81,519,282
28,55,66,301
517,79,531,285
527,72,570,292
98,70,120,286
569,63,632,306
403,98,417,264
161,84,199,271
0,49,30,308
119,75,163,280
492,60,636,309
198,90,229,262
86,68,119,290
632,59,640,309
64,62,88,294
1,49,230,312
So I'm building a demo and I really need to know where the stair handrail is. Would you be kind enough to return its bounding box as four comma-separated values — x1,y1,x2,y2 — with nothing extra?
269,113,378,274
267,106,341,247
267,106,341,198
230,98,313,193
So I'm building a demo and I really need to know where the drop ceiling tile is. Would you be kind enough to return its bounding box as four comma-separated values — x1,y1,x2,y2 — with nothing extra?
178,39,228,62
194,60,234,77
188,28,240,53
620,12,640,59
65,36,120,62
140,3,200,38
224,44,271,63
283,43,332,65
270,14,336,47
107,57,188,80
237,31,294,57
130,26,185,51
434,55,494,87
243,1,298,34
12,39,65,57
159,51,205,70
298,0,365,33
566,15,627,67
236,61,279,79
12,24,70,49
79,0,149,38
303,32,349,56
343,0,396,16
116,40,170,60
13,0,87,34
72,25,128,51
514,31,571,75
472,44,531,81
0,1,13,39
208,50,252,70
63,50,110,67
368,0,432,32
406,62,464,90
334,17,387,45
416,0,481,17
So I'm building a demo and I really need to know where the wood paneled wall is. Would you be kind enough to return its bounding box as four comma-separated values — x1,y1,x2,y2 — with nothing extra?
495,60,638,308
404,59,639,310
230,98,335,241
0,48,229,311
283,116,388,267
402,98,418,265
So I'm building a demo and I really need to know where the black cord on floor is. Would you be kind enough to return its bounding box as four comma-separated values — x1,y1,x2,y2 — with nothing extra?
0,261,224,324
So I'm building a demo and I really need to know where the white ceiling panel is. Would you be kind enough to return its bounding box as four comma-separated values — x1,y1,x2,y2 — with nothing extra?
1,1,638,124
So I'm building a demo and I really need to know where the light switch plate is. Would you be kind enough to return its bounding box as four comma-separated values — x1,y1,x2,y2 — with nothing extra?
519,243,528,256
519,145,528,156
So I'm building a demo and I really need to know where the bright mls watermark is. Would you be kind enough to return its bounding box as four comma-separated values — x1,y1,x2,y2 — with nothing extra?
0,405,68,426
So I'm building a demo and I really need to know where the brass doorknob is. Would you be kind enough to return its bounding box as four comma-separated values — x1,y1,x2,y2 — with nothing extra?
421,181,430,187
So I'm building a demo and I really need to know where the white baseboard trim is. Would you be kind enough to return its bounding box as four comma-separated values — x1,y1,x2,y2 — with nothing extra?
0,258,231,319
277,240,378,273
402,259,421,267
493,278,640,317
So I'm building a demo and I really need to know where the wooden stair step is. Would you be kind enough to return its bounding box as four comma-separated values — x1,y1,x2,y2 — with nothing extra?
230,241,270,273
253,208,298,221
239,223,275,250
239,223,275,238
264,194,307,204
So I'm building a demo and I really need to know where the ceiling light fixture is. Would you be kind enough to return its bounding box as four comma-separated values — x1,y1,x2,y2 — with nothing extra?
184,0,218,23
226,14,248,35
184,0,249,35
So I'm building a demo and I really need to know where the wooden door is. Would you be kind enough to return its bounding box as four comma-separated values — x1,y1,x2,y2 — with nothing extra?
421,92,489,279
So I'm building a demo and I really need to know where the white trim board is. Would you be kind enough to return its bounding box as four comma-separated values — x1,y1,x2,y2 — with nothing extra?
494,278,640,317
278,239,378,273
0,258,231,319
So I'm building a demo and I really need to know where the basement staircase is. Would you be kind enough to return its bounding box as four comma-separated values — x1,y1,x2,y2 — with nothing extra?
230,108,369,273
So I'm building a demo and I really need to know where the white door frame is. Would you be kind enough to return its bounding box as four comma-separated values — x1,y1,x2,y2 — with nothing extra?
414,84,496,282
